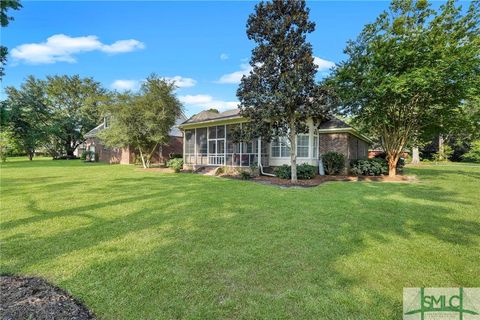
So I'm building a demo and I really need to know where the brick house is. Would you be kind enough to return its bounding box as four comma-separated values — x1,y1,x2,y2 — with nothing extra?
178,108,371,172
84,116,185,164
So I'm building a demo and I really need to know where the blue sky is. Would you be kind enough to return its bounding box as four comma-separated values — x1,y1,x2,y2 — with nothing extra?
1,0,449,116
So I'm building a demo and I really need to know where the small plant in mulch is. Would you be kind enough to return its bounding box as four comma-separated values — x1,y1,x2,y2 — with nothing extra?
0,275,95,320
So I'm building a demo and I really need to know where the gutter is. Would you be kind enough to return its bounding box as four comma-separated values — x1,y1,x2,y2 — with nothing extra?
257,137,275,177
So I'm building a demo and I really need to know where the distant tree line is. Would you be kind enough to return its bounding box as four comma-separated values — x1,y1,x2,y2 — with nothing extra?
0,74,183,166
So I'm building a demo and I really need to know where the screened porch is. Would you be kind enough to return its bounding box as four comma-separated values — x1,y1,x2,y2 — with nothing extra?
184,124,269,167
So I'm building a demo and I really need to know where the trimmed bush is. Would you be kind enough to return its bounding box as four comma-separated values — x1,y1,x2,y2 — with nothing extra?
350,158,388,176
273,163,317,180
169,153,183,159
322,152,345,175
167,158,183,173
274,165,291,179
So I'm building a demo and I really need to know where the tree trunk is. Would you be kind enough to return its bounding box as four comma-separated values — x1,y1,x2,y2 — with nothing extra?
28,151,33,161
438,135,445,161
411,146,420,165
387,156,397,177
289,121,297,182
139,148,147,168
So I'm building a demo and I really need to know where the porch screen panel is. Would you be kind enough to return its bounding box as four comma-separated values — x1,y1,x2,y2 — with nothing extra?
185,130,195,164
196,128,207,165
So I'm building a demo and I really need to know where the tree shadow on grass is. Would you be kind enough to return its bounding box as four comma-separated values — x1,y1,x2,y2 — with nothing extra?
1,170,479,319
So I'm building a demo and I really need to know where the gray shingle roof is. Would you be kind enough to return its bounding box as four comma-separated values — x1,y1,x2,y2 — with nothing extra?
182,109,241,125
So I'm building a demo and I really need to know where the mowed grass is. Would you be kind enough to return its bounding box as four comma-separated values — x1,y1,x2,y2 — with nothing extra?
1,158,479,319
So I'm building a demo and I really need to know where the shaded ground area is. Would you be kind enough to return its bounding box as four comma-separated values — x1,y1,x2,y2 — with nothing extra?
226,173,417,187
0,276,95,320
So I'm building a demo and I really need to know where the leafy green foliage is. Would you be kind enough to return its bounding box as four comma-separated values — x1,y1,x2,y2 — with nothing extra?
273,163,317,180
350,159,388,176
322,152,345,175
462,140,480,163
4,76,49,160
99,74,184,168
237,0,335,182
166,158,183,173
45,75,107,157
328,0,479,176
0,0,22,79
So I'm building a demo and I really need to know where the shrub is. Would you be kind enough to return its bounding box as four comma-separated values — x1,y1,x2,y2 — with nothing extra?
239,170,253,180
169,153,183,159
273,163,317,180
167,158,183,173
322,152,345,175
80,150,89,160
350,158,388,176
462,140,480,163
273,165,291,179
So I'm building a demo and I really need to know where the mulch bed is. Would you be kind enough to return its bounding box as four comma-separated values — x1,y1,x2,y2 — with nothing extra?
225,174,417,188
1,275,95,320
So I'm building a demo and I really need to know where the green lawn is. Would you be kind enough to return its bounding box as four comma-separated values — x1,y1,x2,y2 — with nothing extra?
1,158,479,319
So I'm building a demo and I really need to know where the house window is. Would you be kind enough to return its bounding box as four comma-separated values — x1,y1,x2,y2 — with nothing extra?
271,137,291,158
104,116,110,128
297,135,309,158
185,130,195,154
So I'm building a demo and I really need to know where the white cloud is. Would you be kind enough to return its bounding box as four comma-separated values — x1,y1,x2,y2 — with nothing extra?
111,80,140,91
314,56,335,72
216,63,252,84
11,34,145,64
179,94,238,111
220,53,229,60
164,76,196,88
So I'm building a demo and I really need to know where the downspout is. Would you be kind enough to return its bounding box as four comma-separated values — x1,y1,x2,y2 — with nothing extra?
258,137,275,177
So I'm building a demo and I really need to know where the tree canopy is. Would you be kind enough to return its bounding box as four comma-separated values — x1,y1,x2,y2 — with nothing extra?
99,75,184,168
328,0,479,175
1,0,22,79
237,0,335,182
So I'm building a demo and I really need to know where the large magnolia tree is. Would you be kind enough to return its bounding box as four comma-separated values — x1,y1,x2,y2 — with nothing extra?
328,0,479,176
237,0,334,182
99,75,184,168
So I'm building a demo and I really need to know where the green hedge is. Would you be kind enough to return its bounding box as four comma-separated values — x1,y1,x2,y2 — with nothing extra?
350,158,388,176
273,163,317,180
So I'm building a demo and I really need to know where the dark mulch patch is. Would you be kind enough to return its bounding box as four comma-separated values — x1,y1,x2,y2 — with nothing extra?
224,174,417,188
0,275,95,320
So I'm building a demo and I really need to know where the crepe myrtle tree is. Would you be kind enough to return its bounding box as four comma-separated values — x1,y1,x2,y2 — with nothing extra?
328,0,479,176
99,74,184,168
237,0,335,182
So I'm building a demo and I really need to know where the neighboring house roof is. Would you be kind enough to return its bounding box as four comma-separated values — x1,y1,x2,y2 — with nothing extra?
85,114,187,139
85,123,105,138
318,118,351,130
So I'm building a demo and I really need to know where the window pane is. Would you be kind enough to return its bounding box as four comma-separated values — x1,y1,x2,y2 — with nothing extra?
313,136,318,159
271,146,280,157
217,140,225,153
281,146,290,158
209,140,216,154
208,127,216,139
217,126,225,138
